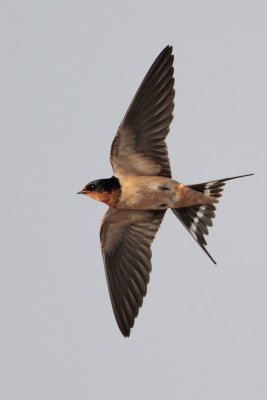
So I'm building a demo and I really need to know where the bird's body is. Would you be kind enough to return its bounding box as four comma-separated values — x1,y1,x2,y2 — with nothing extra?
78,46,253,337
87,175,218,210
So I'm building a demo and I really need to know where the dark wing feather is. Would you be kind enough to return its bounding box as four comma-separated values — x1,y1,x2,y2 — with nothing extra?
111,46,175,178
100,208,165,336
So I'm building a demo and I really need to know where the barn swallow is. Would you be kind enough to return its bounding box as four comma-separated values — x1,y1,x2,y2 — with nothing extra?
78,46,253,337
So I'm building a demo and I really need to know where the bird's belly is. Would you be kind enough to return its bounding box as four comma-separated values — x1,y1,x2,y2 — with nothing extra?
117,176,180,210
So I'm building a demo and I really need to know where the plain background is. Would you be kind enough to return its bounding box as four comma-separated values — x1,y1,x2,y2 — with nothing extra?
1,1,266,399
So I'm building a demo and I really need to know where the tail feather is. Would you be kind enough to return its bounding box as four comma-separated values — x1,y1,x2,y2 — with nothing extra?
172,174,254,264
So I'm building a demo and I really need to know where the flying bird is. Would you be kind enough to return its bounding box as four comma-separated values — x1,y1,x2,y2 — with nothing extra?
78,46,253,337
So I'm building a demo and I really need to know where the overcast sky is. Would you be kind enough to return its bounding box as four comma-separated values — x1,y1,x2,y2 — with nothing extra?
1,1,266,399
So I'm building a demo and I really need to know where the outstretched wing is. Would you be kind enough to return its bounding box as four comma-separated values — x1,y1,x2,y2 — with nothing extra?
100,208,165,336
111,45,175,179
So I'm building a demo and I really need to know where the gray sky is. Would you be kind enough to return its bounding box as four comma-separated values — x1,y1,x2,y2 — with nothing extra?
1,1,266,399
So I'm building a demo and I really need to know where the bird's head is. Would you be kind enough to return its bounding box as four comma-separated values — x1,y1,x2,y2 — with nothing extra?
77,177,121,206
78,179,104,196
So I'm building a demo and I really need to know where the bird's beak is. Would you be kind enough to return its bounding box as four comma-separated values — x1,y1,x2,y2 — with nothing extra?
77,190,86,195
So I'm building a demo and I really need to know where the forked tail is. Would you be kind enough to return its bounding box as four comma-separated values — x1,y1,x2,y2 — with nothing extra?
172,174,254,264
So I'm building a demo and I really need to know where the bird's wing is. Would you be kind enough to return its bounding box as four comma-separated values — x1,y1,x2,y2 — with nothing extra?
100,208,165,336
110,45,175,179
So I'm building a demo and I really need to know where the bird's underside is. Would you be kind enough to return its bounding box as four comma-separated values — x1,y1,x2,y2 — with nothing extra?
78,45,253,337
116,176,219,210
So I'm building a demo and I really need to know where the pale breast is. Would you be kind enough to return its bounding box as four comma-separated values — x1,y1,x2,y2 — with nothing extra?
118,176,179,209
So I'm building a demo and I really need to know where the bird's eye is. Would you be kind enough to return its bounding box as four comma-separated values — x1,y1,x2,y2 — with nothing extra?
88,184,96,191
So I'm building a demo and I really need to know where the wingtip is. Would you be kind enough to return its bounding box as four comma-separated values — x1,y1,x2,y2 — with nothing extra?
121,328,131,338
161,44,173,55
